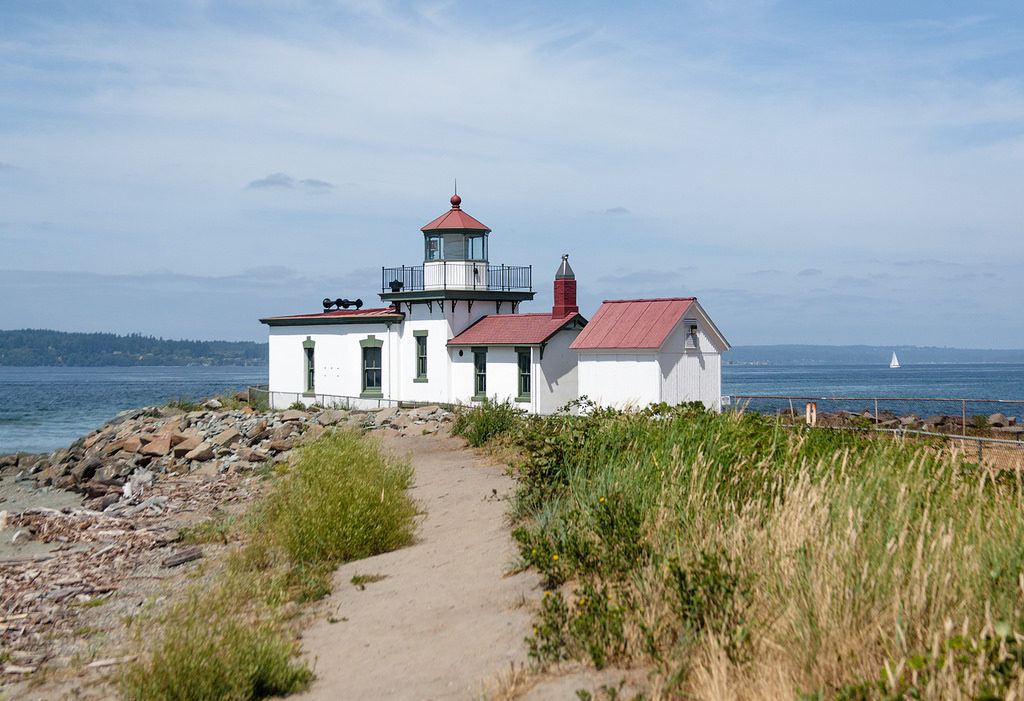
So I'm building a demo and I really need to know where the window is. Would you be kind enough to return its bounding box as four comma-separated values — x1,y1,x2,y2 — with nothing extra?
516,347,531,401
466,234,486,260
302,337,315,394
360,335,383,398
473,347,487,399
425,234,443,261
414,330,428,382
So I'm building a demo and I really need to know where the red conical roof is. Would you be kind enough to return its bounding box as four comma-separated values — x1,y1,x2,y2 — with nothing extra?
421,194,491,232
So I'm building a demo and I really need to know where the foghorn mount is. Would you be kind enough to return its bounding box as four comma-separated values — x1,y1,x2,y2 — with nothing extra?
322,298,363,311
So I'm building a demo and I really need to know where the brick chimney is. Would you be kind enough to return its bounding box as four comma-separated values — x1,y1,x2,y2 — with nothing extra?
552,254,578,318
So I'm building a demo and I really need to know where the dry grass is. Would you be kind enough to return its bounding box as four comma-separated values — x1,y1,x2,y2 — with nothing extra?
481,403,1024,699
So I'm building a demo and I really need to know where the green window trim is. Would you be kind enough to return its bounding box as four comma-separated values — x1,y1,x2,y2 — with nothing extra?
516,346,531,402
414,330,428,381
302,336,315,395
360,335,383,398
472,346,487,400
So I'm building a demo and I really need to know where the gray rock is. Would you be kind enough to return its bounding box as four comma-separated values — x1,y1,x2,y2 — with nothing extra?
989,413,1010,428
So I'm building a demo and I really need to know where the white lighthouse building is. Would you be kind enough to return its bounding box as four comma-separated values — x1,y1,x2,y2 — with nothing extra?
260,192,728,412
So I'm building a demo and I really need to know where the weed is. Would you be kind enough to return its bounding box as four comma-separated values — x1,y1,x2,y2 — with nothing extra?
166,396,201,412
350,573,388,590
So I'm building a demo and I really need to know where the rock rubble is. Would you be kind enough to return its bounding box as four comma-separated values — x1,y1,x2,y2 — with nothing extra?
1,403,457,511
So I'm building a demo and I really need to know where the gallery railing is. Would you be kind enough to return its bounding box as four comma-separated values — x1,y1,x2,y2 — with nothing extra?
381,263,532,293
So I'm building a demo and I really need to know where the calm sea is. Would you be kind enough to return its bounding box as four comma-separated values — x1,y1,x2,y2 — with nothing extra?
722,363,1024,421
2,363,1023,454
0,366,267,454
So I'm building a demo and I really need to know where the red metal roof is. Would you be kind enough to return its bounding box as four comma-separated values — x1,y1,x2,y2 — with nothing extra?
569,298,695,350
448,313,583,346
421,194,491,232
260,307,404,323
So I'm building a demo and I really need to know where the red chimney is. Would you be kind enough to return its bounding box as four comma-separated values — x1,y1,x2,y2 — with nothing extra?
552,254,578,318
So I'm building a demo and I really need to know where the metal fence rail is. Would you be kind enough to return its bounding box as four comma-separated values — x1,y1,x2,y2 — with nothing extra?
725,393,1024,471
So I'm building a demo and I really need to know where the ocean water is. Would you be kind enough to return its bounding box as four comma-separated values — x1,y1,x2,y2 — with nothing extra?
2,363,1023,455
722,363,1024,421
0,366,267,454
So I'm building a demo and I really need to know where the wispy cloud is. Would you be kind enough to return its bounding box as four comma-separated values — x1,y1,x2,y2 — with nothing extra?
246,173,335,192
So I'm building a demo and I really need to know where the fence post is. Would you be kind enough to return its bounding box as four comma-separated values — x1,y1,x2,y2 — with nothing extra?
978,438,983,464
962,400,967,438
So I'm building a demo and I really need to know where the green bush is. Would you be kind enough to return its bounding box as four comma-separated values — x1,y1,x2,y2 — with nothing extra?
452,397,526,447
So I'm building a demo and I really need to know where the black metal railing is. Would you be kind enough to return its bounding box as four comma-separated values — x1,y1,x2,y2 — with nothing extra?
381,263,532,293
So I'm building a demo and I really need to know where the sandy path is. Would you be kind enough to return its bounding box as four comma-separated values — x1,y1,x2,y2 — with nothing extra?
294,432,544,700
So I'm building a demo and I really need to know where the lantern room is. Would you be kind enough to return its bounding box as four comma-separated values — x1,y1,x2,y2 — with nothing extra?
422,194,489,263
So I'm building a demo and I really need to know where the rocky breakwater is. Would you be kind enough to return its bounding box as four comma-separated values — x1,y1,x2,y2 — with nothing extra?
0,401,454,685
2,402,456,509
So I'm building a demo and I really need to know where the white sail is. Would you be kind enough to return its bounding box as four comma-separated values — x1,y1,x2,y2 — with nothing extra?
890,352,900,369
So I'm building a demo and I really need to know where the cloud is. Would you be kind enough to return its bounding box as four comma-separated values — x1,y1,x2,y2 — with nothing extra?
246,173,336,192
300,178,334,190
0,161,18,172
246,173,295,189
603,206,629,215
798,268,823,277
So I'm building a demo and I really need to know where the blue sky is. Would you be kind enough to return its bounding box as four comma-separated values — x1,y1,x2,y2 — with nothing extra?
2,1,1023,346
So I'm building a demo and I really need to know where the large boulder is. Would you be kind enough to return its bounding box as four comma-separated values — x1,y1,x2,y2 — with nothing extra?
141,436,172,457
989,413,1012,428
173,435,203,457
211,427,241,447
184,441,215,462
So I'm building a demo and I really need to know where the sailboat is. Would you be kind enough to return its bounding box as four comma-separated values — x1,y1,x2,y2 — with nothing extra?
889,352,901,369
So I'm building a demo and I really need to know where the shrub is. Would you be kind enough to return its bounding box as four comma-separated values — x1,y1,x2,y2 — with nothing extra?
452,397,525,447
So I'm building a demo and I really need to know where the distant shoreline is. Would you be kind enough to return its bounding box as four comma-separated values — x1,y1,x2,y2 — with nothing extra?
0,329,267,367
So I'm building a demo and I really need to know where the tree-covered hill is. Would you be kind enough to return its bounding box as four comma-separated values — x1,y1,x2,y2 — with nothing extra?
0,329,267,366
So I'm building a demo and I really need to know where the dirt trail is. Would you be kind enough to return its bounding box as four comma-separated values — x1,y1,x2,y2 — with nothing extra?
294,432,544,700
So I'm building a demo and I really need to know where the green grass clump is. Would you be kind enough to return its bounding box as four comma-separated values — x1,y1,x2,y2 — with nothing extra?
166,396,201,412
452,397,525,447
121,586,310,701
122,429,417,701
253,429,416,565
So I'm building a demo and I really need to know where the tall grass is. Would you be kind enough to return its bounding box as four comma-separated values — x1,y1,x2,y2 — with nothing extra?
461,401,1024,698
122,429,417,700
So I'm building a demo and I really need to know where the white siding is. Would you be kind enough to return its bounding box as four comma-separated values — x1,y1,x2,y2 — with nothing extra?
658,318,724,410
576,352,661,409
536,330,580,414
267,323,396,408
395,317,450,404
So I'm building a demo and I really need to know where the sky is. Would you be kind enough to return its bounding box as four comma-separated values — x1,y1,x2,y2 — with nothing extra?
2,1,1023,346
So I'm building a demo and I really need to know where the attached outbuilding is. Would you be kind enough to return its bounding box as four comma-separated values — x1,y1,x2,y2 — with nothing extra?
570,297,730,411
